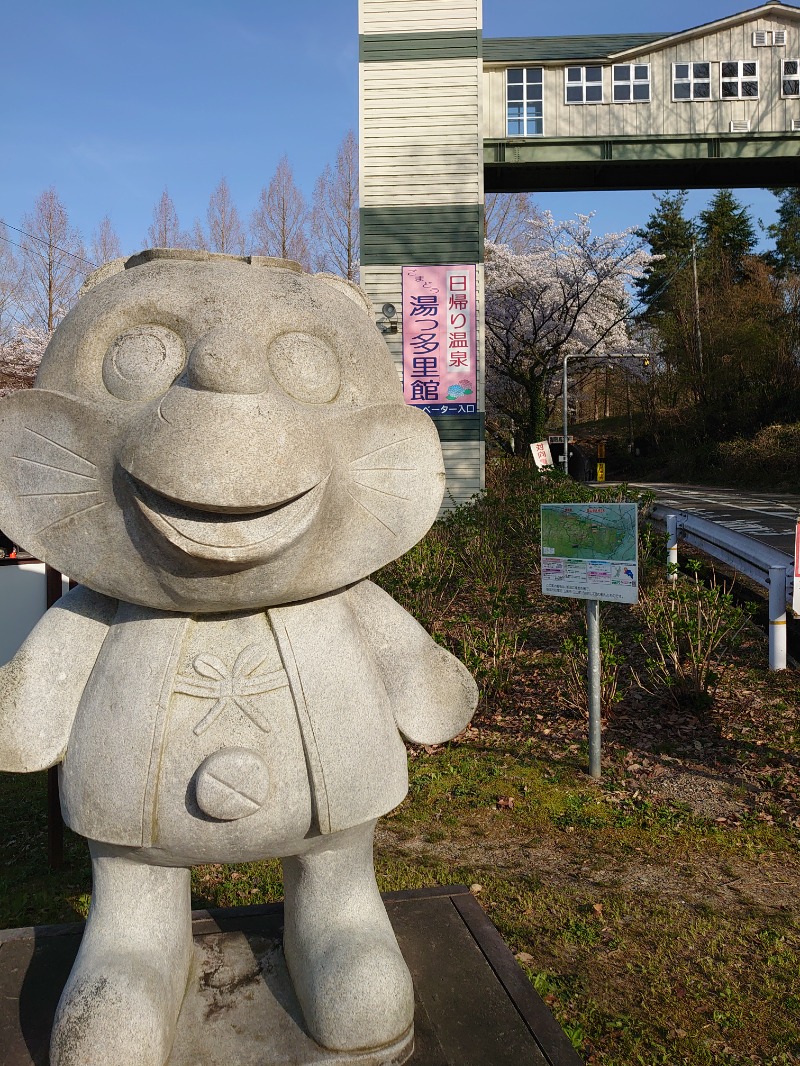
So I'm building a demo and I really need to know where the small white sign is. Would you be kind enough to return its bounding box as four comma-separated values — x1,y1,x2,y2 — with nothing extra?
530,440,554,469
794,518,800,615
540,502,639,604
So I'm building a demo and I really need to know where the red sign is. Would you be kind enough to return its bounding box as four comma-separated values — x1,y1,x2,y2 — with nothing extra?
401,265,477,416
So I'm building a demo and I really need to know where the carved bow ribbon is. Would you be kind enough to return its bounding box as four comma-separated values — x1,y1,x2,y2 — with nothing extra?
174,643,289,736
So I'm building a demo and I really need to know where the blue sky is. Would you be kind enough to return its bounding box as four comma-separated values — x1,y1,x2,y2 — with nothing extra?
0,0,783,262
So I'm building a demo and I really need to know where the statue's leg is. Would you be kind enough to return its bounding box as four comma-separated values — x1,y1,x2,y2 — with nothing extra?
282,820,414,1053
50,842,193,1066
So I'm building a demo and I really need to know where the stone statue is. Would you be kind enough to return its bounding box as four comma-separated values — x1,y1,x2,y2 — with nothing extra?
0,250,478,1066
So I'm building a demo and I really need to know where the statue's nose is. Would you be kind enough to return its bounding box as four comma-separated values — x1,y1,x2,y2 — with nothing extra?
186,327,268,394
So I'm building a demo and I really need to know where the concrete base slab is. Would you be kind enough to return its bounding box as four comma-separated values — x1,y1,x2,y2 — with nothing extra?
0,886,583,1066
169,930,413,1066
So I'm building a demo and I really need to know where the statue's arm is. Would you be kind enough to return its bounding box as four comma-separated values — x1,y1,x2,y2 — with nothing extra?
347,579,478,745
0,585,116,772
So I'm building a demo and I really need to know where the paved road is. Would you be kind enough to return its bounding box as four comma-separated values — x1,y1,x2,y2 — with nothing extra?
625,482,800,557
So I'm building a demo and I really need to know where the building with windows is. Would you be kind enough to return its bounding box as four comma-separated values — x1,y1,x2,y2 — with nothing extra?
359,1,800,504
484,3,800,190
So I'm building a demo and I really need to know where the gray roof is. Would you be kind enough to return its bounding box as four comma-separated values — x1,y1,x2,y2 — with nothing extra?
482,34,670,63
482,2,800,64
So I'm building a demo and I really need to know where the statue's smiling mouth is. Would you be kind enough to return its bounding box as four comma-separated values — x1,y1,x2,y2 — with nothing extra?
126,474,327,562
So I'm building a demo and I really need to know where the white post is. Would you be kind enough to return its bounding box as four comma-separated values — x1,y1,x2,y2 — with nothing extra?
561,356,570,474
666,513,678,583
586,599,602,778
769,565,787,671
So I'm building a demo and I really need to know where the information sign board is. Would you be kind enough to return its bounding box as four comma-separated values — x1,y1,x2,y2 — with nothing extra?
541,502,638,604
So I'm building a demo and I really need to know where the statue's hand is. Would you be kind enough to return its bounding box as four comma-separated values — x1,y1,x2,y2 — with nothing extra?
0,585,116,772
348,579,478,745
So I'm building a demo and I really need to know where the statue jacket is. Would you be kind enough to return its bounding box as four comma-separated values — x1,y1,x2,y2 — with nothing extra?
0,580,477,851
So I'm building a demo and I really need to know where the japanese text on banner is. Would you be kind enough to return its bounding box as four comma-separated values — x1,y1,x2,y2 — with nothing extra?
402,265,477,415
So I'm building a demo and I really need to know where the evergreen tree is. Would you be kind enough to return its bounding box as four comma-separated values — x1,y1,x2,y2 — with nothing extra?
767,187,800,275
634,190,694,315
697,189,756,280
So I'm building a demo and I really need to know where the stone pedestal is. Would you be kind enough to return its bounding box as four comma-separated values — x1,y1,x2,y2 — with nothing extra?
0,886,583,1066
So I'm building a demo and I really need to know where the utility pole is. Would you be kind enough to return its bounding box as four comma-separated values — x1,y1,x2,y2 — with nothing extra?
561,354,571,474
691,239,704,384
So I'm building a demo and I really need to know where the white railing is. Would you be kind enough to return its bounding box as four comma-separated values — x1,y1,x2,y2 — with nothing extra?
650,504,794,670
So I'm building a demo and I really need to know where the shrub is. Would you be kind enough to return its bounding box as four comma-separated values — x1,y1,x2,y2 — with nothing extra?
635,562,753,709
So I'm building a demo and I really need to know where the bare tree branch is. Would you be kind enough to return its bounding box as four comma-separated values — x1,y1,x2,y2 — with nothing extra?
250,156,310,269
90,215,123,266
206,177,246,255
19,187,87,334
145,188,189,249
310,130,359,280
484,192,540,251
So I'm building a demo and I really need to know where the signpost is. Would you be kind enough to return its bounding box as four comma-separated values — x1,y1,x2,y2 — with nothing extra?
530,440,554,469
794,517,800,616
541,502,639,778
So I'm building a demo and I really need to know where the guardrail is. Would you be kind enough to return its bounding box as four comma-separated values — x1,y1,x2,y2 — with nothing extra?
650,504,794,670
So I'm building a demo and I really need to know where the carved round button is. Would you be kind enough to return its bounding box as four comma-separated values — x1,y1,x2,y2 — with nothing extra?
194,748,270,821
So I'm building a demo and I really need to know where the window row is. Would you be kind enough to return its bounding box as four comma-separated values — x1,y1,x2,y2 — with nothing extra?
506,60,800,130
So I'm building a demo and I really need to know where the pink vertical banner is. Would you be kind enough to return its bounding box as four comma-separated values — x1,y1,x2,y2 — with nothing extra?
401,264,477,416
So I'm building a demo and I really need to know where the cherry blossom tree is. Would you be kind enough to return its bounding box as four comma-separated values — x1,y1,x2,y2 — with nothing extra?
0,325,50,397
0,223,24,347
484,211,650,450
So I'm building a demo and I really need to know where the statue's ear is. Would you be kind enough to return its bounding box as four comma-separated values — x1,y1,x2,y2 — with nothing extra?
0,389,114,563
78,257,126,297
314,273,372,316
334,402,445,572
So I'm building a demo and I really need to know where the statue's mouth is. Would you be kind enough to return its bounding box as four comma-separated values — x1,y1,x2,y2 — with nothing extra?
126,473,327,562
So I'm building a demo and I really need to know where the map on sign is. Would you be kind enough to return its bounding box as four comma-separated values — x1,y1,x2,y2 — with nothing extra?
540,502,639,603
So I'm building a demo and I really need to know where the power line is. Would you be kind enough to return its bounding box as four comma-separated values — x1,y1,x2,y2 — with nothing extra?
0,218,96,271
0,230,44,260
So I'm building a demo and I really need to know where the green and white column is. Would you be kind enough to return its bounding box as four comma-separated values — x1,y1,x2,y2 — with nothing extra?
358,0,485,507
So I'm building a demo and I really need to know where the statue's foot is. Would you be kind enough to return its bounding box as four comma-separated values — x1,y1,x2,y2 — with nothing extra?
282,822,414,1053
50,843,193,1066
50,947,193,1066
286,921,414,1053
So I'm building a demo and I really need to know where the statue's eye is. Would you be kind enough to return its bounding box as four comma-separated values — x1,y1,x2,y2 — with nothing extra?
102,326,187,401
267,332,340,404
